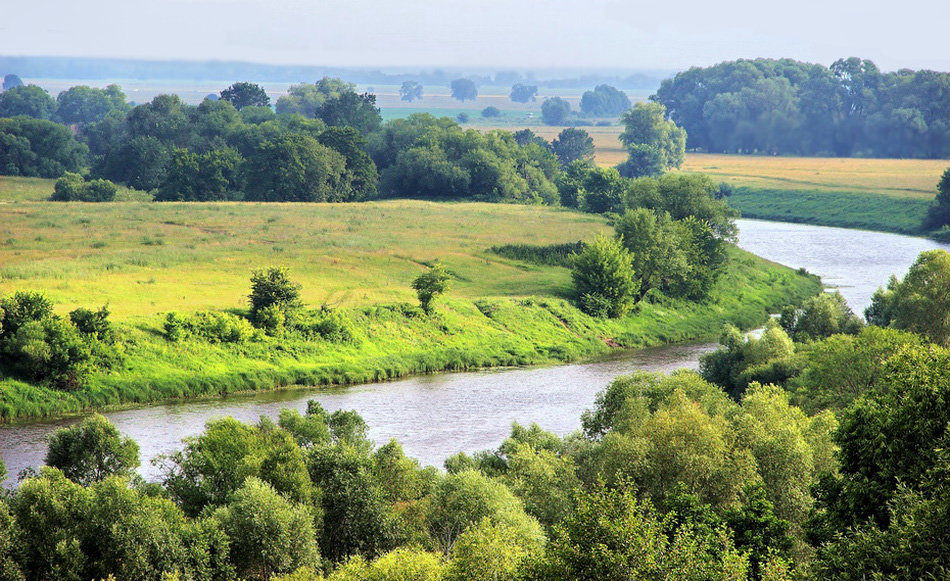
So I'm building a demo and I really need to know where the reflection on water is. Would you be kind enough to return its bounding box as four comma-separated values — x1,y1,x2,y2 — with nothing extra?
3,219,949,485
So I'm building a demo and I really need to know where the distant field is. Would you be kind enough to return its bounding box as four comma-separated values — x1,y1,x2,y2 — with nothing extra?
682,154,946,199
0,199,609,319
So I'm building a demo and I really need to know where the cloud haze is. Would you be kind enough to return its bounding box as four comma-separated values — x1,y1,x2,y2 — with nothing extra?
2,0,946,72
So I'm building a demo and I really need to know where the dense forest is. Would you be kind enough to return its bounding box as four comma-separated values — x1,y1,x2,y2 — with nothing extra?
653,57,950,158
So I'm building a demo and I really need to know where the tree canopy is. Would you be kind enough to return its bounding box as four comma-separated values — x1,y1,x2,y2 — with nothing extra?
617,102,686,177
219,82,271,110
580,84,631,116
449,78,477,102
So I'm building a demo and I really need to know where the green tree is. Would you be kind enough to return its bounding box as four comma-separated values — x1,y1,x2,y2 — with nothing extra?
248,267,303,327
219,82,270,110
0,117,88,178
425,469,544,555
399,81,423,102
778,291,862,342
480,106,501,118
2,74,23,91
317,126,379,201
449,78,477,102
411,262,452,314
509,83,538,103
579,84,631,117
614,208,686,299
923,167,950,230
540,97,571,125
45,414,139,485
50,172,118,202
865,249,950,345
617,101,686,177
55,84,129,126
0,85,56,119
550,127,594,167
215,477,320,580
570,234,639,318
243,133,346,202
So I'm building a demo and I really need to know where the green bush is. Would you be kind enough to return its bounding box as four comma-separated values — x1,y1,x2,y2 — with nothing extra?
570,234,639,318
164,311,259,343
50,172,117,202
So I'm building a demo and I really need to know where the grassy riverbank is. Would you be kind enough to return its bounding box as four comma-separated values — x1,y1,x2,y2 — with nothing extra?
0,199,820,420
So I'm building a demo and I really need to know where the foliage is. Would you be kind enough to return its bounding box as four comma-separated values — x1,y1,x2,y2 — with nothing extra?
550,127,594,167
778,291,862,342
509,83,538,103
579,84,631,117
540,97,571,125
570,234,638,318
155,147,242,201
700,320,798,400
50,172,118,202
480,106,501,118
55,84,129,126
654,57,950,158
524,482,751,580
489,241,585,268
411,262,452,314
219,82,270,110
163,311,259,343
45,413,140,485
923,168,950,230
865,249,950,345
243,134,346,202
625,172,739,240
617,101,686,177
449,79,477,102
248,267,303,332
214,477,320,580
371,114,559,204
398,80,423,102
0,116,88,178
0,84,56,119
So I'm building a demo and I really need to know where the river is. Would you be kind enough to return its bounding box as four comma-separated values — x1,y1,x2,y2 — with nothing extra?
2,219,948,484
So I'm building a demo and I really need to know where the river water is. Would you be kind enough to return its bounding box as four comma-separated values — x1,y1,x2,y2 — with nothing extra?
2,219,948,484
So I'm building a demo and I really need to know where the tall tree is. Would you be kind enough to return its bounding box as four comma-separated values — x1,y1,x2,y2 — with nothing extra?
0,84,56,119
509,83,538,103
450,78,478,102
45,414,140,485
617,102,686,177
541,97,571,125
551,127,594,167
399,80,423,102
580,84,631,116
219,82,270,110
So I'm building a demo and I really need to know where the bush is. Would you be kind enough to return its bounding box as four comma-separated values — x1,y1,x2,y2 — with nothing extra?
50,172,117,202
4,316,94,390
412,263,452,314
164,311,259,343
249,267,303,331
570,234,639,318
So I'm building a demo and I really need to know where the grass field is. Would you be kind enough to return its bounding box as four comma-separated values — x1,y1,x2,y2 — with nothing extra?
0,197,820,420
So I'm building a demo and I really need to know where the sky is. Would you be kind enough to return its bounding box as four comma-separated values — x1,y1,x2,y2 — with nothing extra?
2,0,947,73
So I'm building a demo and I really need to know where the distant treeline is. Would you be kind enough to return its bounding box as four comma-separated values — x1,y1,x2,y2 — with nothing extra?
654,57,950,158
0,55,663,89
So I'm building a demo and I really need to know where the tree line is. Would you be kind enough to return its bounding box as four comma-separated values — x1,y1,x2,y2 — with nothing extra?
0,78,681,204
653,57,949,158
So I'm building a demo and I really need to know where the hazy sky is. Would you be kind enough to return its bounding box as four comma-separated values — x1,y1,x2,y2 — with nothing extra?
2,0,947,73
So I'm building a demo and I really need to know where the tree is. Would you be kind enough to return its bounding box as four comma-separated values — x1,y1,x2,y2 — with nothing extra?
541,97,571,125
509,83,538,103
45,414,140,485
550,127,594,167
0,117,88,178
778,291,862,342
923,168,950,230
55,84,129,126
317,126,379,201
481,106,501,118
617,102,686,177
315,91,382,135
570,234,639,318
865,249,950,345
580,84,631,116
243,133,346,202
219,82,270,110
614,208,686,299
0,85,56,119
399,80,423,102
214,477,320,580
276,77,353,117
248,267,303,330
155,147,242,202
411,262,452,314
51,172,118,202
450,78,477,102
2,74,23,91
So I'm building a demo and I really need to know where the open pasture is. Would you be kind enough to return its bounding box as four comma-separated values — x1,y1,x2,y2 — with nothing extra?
0,199,608,319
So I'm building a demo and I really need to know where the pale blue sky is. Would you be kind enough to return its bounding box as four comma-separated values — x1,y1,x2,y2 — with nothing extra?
2,0,947,72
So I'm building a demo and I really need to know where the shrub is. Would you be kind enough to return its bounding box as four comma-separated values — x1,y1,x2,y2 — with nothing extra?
50,172,117,202
249,267,303,331
570,234,639,318
164,311,259,343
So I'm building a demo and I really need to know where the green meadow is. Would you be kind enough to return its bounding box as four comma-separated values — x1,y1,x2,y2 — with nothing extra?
0,192,820,420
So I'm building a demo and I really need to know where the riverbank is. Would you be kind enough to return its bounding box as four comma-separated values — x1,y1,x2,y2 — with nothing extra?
0,245,820,421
